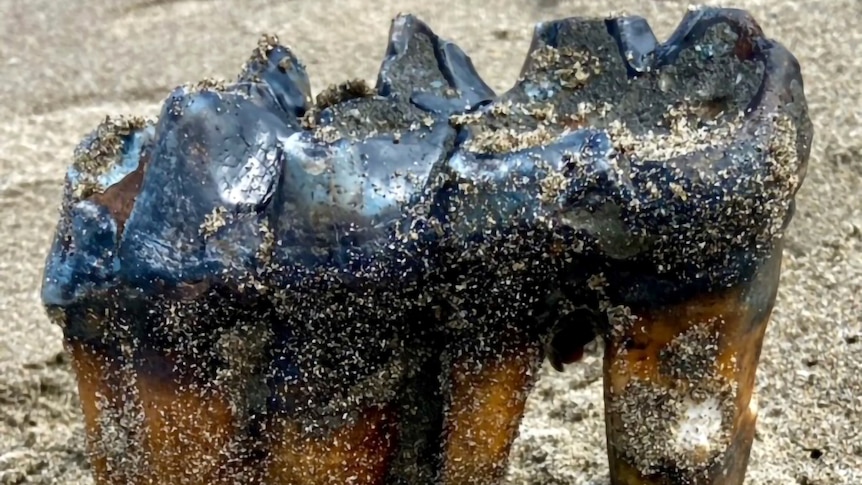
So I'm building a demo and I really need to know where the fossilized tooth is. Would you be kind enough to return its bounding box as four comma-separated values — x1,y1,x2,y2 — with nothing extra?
39,6,811,485
430,6,811,485
506,7,808,485
38,13,500,485
41,44,306,484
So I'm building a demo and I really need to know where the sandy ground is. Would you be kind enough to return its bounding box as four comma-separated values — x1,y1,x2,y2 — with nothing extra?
0,0,860,483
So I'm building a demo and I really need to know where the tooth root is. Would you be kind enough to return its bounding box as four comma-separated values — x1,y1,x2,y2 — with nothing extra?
137,351,242,484
441,342,543,485
265,407,398,484
601,247,782,485
66,342,115,483
68,340,250,485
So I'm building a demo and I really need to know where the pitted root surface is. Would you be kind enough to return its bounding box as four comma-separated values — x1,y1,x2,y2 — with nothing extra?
608,376,737,477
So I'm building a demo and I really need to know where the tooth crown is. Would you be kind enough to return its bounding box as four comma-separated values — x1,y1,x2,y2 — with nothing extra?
43,6,810,312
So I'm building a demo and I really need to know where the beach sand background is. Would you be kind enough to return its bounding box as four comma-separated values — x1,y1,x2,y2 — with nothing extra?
0,0,860,483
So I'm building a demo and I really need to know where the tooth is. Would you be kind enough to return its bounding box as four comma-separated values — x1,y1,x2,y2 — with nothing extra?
583,7,812,485
438,5,811,484
40,6,812,485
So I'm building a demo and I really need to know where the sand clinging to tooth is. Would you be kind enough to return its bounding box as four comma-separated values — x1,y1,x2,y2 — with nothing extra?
1,0,860,484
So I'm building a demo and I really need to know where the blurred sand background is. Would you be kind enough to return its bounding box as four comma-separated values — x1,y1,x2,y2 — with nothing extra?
0,0,860,483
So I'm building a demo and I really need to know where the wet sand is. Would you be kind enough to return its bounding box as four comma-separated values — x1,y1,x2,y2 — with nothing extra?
1,0,860,483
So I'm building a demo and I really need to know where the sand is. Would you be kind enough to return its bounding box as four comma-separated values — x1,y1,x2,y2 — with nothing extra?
0,0,860,483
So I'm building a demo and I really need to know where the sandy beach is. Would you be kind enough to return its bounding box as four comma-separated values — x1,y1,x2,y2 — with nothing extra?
0,0,860,483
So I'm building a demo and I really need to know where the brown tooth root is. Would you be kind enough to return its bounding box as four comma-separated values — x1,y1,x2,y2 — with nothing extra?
69,342,242,485
265,407,398,485
601,249,783,485
440,343,543,485
136,361,239,485
67,341,114,485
